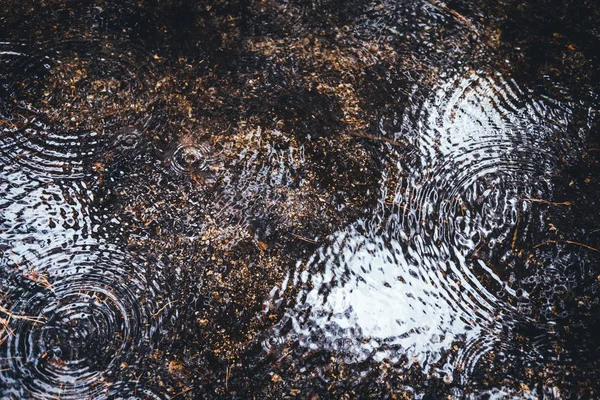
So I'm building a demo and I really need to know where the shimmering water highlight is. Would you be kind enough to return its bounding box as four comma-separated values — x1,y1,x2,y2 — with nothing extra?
266,72,590,380
0,244,168,399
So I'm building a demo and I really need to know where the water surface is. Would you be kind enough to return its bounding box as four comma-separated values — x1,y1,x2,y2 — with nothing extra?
0,0,599,398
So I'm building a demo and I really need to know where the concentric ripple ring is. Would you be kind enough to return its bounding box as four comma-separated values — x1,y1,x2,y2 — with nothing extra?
0,40,157,179
0,245,168,399
265,72,590,378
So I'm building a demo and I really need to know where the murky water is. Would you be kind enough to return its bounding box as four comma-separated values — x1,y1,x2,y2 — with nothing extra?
1,0,599,398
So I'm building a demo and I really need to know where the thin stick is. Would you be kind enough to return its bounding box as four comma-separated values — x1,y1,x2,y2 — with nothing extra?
226,365,231,393
428,1,477,31
290,233,318,244
171,386,193,399
6,251,55,292
152,300,178,318
0,305,45,324
524,198,572,207
512,209,520,252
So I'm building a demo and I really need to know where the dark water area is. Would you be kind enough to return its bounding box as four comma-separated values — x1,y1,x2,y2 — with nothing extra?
0,0,599,398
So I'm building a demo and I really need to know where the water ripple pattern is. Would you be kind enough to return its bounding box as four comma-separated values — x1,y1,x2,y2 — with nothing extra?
393,73,579,255
0,168,97,260
267,72,587,378
0,39,168,398
167,140,215,177
0,244,166,399
0,40,155,179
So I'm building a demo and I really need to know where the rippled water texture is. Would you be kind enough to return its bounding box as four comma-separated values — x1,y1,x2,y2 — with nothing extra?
0,0,599,398
0,169,169,397
0,39,171,398
0,40,154,179
267,72,593,382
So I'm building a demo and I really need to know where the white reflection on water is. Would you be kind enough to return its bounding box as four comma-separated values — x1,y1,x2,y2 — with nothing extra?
287,222,497,369
267,72,588,377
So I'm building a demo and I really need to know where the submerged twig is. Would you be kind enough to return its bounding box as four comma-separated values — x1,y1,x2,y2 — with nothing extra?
290,233,318,244
0,299,45,349
512,208,521,251
6,250,56,292
23,270,56,292
152,300,178,318
0,304,45,324
524,198,572,207
429,1,478,32
171,386,193,399
226,365,231,393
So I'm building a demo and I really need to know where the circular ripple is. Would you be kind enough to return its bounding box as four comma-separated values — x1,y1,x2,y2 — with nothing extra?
168,142,214,175
267,222,502,370
0,40,157,179
394,73,578,253
266,72,588,375
0,245,168,399
116,126,144,150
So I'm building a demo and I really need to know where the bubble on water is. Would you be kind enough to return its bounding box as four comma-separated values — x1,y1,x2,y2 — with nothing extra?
168,142,214,175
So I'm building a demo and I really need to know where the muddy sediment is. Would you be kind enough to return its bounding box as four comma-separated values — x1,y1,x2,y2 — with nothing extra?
0,0,599,398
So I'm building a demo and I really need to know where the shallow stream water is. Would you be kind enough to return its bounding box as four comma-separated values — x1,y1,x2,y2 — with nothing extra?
0,1,599,398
